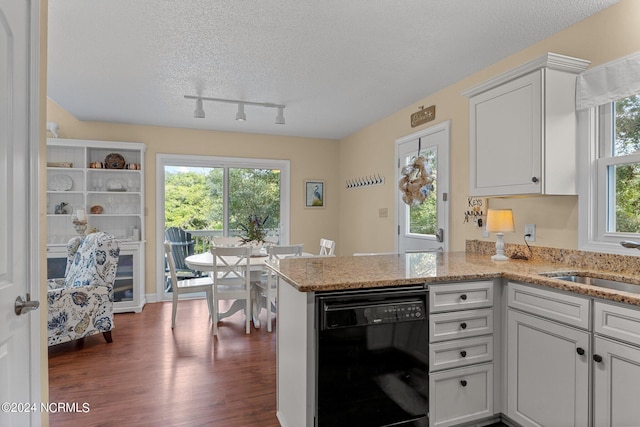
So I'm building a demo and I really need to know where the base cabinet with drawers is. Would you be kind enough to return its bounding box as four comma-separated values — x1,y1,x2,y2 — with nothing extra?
428,281,495,427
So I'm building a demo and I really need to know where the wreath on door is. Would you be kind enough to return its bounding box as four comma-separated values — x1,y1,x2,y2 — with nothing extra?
398,154,435,206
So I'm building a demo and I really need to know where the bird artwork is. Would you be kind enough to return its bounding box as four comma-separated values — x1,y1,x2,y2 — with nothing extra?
313,185,323,206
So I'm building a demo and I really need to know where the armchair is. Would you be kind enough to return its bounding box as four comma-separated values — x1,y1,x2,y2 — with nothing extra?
47,232,120,346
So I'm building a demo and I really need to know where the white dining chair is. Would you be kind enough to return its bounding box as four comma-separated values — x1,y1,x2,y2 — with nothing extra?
211,245,252,335
254,244,304,332
319,238,336,256
212,236,243,247
164,242,214,329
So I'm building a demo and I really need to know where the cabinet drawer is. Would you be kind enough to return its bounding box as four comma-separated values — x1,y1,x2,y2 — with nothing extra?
595,301,640,346
430,336,494,372
429,363,494,427
430,309,493,343
507,282,590,330
429,281,494,313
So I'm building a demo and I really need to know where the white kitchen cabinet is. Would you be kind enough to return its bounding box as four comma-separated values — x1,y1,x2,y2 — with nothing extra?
429,363,493,427
428,281,495,427
593,301,640,427
506,308,590,427
46,138,146,313
463,53,589,197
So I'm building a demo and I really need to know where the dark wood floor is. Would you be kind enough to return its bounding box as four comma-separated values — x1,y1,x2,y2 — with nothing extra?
48,299,279,427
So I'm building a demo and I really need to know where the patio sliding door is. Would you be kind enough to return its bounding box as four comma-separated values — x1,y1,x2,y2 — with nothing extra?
156,154,290,300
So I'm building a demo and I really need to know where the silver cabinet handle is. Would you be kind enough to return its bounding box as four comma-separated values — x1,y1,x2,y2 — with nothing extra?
15,293,40,316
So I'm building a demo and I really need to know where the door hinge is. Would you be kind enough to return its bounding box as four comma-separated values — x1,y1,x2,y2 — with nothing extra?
442,192,448,202
398,225,400,235
398,158,400,168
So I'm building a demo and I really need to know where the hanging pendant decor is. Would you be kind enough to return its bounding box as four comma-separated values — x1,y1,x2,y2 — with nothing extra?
398,154,435,206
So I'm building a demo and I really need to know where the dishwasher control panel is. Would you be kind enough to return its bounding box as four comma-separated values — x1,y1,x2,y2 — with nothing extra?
364,301,424,324
321,295,427,329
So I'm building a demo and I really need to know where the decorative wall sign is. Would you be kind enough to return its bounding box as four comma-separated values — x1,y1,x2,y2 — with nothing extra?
411,105,436,128
305,180,325,208
465,196,487,227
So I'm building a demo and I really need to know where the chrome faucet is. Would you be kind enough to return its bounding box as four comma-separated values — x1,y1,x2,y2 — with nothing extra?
620,240,640,249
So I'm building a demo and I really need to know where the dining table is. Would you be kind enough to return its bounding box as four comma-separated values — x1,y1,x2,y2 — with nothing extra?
184,251,270,328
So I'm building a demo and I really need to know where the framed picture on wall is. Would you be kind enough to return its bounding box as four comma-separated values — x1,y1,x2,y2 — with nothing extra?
305,180,325,208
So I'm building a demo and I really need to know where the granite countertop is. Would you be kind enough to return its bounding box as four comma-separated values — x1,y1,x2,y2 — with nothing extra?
267,251,640,306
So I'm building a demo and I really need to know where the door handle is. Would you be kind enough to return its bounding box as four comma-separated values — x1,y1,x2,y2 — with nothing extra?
15,293,40,316
436,228,444,242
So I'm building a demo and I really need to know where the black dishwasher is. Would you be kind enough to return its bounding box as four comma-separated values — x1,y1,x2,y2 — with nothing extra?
316,287,429,427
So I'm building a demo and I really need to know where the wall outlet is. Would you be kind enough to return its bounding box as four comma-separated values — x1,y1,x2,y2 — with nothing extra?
524,224,536,242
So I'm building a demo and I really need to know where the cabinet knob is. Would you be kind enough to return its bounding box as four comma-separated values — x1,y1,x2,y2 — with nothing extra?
576,347,585,356
460,322,467,330
460,380,467,387
532,177,539,183
460,294,467,301
593,354,603,363
460,350,467,358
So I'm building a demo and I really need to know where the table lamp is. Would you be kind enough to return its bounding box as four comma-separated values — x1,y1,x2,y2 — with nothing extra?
486,209,514,261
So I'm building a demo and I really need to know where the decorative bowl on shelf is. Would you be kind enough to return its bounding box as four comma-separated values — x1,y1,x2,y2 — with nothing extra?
48,174,73,191
106,178,127,191
105,153,126,169
90,205,104,214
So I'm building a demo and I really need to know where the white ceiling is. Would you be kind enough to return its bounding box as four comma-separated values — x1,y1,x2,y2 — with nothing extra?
47,0,619,140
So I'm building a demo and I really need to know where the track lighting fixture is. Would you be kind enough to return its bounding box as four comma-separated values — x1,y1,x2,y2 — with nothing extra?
193,98,205,118
275,106,285,125
235,103,246,121
184,95,285,125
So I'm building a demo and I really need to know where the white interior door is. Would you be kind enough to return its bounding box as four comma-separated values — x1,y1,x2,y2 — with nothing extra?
0,1,41,425
396,121,450,253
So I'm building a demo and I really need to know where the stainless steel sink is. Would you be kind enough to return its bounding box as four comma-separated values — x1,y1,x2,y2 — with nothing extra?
543,273,640,294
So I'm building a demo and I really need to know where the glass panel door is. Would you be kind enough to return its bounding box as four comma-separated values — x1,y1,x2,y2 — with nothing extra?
397,122,449,253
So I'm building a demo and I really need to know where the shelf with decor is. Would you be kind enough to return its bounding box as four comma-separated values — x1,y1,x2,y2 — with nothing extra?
46,138,146,313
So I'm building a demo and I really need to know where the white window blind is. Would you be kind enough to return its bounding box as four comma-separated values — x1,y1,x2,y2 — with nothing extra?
576,50,640,111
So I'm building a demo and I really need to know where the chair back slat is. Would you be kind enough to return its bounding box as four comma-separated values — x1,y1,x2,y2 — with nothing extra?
319,238,336,256
210,246,251,283
212,236,242,247
165,227,201,278
268,244,304,261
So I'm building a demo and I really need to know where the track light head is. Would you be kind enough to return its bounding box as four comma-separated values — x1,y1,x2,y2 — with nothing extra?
275,106,285,125
194,99,205,119
235,103,246,121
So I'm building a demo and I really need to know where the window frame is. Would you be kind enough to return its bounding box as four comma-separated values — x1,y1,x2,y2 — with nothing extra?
578,102,640,254
155,153,290,300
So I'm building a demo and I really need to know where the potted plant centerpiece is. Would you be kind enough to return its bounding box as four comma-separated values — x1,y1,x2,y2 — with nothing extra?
238,214,269,255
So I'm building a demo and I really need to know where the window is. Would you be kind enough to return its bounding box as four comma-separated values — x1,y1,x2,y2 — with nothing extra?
156,154,290,298
600,96,640,234
577,51,640,253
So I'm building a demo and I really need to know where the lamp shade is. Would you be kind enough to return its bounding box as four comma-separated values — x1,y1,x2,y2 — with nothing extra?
486,209,515,233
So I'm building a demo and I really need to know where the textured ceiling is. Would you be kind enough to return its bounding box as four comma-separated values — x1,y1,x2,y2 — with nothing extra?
47,0,619,140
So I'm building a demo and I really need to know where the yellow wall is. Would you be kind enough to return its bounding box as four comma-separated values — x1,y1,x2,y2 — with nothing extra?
46,100,340,296
338,0,640,255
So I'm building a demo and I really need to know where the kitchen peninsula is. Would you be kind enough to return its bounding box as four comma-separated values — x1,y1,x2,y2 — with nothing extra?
269,245,640,427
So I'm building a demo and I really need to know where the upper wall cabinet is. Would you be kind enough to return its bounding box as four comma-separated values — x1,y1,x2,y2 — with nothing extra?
463,53,590,197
